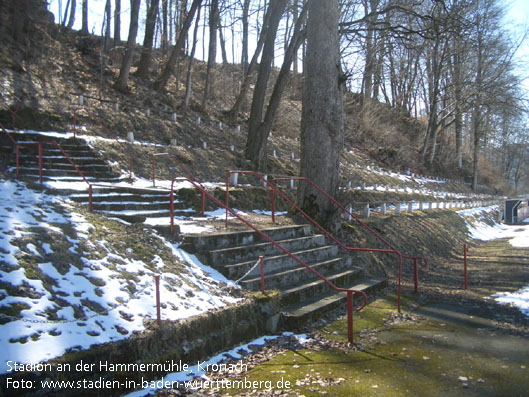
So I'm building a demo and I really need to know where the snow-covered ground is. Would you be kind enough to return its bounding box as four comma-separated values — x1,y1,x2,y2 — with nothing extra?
457,206,529,319
0,179,241,374
458,206,529,248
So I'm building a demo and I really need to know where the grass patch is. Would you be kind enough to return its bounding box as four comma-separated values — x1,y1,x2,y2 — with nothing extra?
224,294,529,396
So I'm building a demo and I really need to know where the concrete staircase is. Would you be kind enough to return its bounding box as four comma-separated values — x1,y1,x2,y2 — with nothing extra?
0,131,120,183
68,186,197,226
2,130,386,331
182,224,387,330
0,131,199,228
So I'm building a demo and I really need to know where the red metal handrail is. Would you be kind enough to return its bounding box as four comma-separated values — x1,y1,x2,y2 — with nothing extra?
1,123,20,176
151,152,201,187
73,107,134,180
225,170,403,313
1,124,95,211
171,176,368,343
10,99,22,129
271,176,429,291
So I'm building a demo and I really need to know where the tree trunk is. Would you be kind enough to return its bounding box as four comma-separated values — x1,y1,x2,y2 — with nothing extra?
66,0,76,29
81,0,88,34
114,0,141,92
245,2,307,170
218,17,228,64
137,0,160,78
161,0,168,53
154,0,202,92
244,0,287,165
202,0,219,110
227,2,273,122
61,0,71,27
113,0,120,45
241,0,250,77
183,2,202,108
298,0,344,223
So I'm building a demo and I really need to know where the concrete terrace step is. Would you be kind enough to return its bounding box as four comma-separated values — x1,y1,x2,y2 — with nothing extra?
16,156,110,168
239,256,353,291
182,224,313,252
221,245,341,279
280,277,388,330
16,174,121,183
279,267,364,306
206,234,327,266
16,166,113,177
69,192,174,204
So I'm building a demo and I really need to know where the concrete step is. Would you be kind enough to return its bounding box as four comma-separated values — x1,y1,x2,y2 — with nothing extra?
16,174,121,183
239,256,353,291
206,234,327,266
89,201,173,211
181,224,313,252
19,151,107,167
222,246,342,280
15,167,115,178
279,267,364,306
280,277,388,330
69,192,172,203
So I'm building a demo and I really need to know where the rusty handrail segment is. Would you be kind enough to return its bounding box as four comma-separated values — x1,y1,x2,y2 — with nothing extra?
0,124,96,209
272,176,427,265
151,152,202,188
226,170,404,312
73,107,134,180
271,175,429,292
171,177,368,342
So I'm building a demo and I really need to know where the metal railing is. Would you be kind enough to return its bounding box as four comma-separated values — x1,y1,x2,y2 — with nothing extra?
151,152,201,187
224,170,402,311
1,123,99,210
170,176,368,343
271,176,429,293
73,107,134,180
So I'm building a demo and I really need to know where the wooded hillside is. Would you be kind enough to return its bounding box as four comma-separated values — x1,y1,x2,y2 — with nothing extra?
0,0,528,196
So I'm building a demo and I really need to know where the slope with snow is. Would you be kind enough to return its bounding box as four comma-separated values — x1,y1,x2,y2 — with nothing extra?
0,179,240,374
457,206,529,319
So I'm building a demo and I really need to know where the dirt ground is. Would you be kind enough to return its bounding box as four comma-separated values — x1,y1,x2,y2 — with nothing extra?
160,236,529,396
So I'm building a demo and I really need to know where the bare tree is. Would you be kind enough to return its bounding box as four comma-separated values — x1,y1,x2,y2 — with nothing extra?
81,0,88,34
202,0,220,110
154,0,202,92
227,1,273,122
245,1,308,170
298,0,344,222
137,0,160,78
244,0,288,166
114,0,121,45
114,0,141,92
183,2,202,108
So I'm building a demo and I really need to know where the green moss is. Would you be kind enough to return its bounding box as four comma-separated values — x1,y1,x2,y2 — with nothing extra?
227,295,529,396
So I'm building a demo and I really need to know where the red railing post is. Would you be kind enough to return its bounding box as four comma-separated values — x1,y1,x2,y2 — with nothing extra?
170,182,175,234
347,291,354,343
151,154,156,187
225,171,230,228
88,184,93,212
259,255,265,294
155,274,161,325
464,244,468,290
413,258,419,293
38,142,43,184
15,145,19,177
